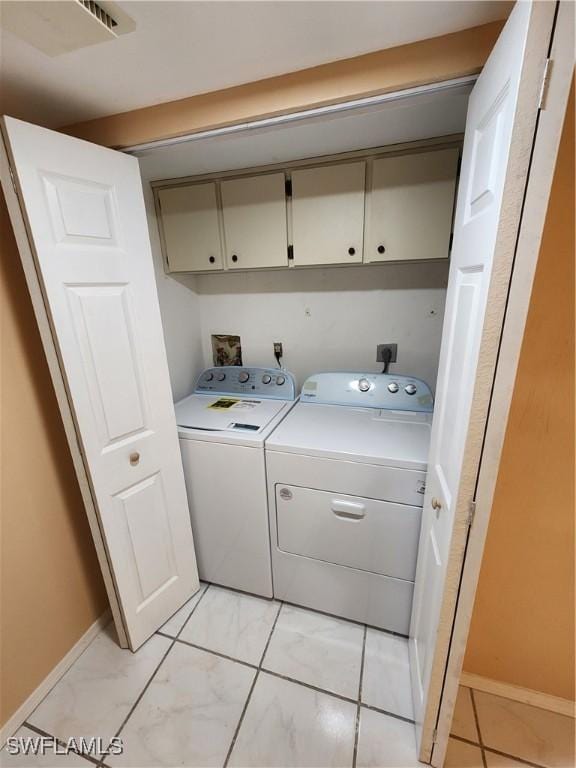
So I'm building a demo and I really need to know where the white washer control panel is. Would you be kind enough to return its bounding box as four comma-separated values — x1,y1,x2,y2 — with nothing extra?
195,366,297,400
300,372,433,412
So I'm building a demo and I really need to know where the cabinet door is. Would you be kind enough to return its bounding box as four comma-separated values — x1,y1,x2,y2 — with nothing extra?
365,148,459,263
221,173,288,269
291,162,365,265
157,183,222,272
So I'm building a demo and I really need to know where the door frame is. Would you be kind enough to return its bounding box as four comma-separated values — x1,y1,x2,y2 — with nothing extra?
0,131,129,649
432,3,574,765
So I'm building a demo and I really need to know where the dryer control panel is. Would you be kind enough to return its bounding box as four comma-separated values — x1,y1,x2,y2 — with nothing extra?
195,367,297,400
300,372,433,412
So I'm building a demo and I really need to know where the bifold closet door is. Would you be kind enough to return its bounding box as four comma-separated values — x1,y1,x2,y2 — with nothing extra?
0,116,199,651
409,2,556,763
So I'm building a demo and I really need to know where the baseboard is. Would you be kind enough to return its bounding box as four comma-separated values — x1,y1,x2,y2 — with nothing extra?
0,610,111,747
460,671,575,718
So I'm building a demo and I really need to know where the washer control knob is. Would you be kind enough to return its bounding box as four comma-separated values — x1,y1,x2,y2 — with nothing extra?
238,371,249,383
216,372,226,382
204,372,214,381
262,374,272,384
387,382,399,393
358,378,371,392
276,375,286,386
405,383,417,395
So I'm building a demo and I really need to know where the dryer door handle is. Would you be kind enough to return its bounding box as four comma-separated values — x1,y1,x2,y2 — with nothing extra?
331,500,366,520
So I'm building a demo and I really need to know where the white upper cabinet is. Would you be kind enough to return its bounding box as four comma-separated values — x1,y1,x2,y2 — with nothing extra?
365,148,459,263
291,161,366,266
221,172,288,269
157,182,223,272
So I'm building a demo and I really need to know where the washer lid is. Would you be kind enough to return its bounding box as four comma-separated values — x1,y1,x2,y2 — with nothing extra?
265,402,432,470
175,393,288,434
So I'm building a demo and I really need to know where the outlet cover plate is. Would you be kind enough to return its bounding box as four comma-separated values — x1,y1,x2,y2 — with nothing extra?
376,343,397,363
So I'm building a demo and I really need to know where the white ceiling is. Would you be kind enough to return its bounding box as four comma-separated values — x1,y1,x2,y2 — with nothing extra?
0,1,511,129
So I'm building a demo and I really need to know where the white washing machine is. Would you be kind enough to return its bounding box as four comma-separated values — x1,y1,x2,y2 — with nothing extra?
175,366,297,598
265,371,434,634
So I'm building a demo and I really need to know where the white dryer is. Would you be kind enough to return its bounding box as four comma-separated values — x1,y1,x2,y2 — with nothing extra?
175,366,297,598
265,371,433,634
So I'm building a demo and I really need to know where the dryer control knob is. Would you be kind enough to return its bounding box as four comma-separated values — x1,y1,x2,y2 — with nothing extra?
358,378,371,392
262,374,272,384
238,371,249,383
276,375,286,386
217,372,226,382
204,372,214,381
387,382,399,393
405,383,417,395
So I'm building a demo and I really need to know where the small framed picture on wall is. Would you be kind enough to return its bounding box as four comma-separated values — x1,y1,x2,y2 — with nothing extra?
211,334,242,366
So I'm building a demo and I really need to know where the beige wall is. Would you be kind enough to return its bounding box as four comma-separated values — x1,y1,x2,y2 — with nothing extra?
0,191,108,728
463,83,575,701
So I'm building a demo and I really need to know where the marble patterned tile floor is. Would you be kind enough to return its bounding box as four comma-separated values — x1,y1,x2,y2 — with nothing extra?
1,583,573,768
446,685,575,768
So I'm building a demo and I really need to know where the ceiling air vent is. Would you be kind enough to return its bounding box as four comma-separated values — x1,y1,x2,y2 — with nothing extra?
78,0,118,33
0,0,136,56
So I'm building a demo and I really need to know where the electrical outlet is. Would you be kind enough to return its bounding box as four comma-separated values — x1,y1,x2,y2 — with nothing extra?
274,342,283,358
376,344,397,363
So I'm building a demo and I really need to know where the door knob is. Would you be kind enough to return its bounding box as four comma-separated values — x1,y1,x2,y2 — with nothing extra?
129,452,140,466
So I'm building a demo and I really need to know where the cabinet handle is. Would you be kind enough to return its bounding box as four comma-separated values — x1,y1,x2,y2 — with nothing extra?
348,247,356,256
232,254,238,263
377,245,386,254
129,452,140,466
209,256,215,264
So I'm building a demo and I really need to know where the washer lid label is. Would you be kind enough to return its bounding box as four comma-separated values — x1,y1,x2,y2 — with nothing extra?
208,398,261,410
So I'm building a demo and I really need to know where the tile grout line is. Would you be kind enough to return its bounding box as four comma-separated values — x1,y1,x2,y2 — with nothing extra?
223,600,284,768
482,746,549,768
449,736,549,768
170,636,259,671
21,721,102,767
352,625,368,768
470,687,488,768
111,583,211,748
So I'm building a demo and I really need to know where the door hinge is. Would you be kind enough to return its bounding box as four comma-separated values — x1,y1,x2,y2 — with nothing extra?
449,232,454,253
432,728,438,743
8,163,17,194
285,177,292,197
287,244,294,260
467,500,477,527
538,58,552,110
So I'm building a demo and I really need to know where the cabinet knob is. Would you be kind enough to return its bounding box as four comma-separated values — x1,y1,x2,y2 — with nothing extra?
348,247,356,256
209,256,215,264
377,245,386,254
232,254,238,263
129,452,140,466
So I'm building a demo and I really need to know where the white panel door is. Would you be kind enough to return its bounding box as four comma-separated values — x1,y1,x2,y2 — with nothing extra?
365,148,459,263
2,116,199,650
157,182,223,272
291,162,365,265
409,1,554,756
221,172,288,269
